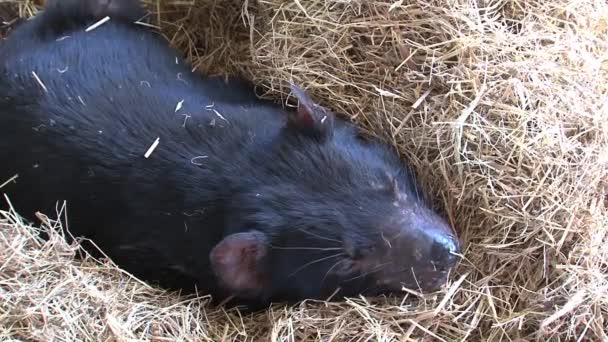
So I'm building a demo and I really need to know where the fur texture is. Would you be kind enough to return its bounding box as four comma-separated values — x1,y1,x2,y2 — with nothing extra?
0,0,459,309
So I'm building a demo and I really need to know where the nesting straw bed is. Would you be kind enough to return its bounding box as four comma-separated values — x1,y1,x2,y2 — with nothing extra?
1,0,607,340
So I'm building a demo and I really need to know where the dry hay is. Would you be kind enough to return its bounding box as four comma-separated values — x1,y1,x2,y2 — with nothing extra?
1,0,608,340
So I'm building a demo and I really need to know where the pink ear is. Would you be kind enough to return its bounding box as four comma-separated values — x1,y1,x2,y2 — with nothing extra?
209,231,268,296
287,83,334,139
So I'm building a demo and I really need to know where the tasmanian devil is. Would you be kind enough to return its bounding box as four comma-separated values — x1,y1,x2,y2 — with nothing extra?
0,0,460,308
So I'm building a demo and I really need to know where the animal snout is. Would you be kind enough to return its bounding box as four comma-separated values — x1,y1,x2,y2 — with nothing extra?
428,232,460,271
384,205,461,291
413,209,460,271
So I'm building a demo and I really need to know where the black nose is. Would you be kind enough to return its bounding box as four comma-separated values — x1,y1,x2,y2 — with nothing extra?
430,234,460,270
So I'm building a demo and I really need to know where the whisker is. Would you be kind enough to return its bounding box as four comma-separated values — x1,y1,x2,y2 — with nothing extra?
270,246,343,252
295,227,341,244
321,258,348,284
344,261,393,282
288,253,345,278
359,285,374,295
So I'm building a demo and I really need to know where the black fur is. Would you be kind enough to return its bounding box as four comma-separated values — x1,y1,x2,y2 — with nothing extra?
0,0,459,309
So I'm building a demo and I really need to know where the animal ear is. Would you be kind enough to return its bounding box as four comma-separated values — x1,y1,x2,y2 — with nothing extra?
287,84,335,140
209,231,268,296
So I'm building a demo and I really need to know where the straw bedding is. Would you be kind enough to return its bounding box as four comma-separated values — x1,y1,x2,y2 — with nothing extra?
1,0,607,340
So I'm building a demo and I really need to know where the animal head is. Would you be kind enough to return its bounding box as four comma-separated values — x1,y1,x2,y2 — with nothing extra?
210,84,460,303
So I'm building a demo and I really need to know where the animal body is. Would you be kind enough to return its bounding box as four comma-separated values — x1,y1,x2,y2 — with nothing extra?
0,0,460,308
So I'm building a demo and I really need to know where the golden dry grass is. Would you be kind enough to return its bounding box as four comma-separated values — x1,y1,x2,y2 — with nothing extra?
1,0,608,340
